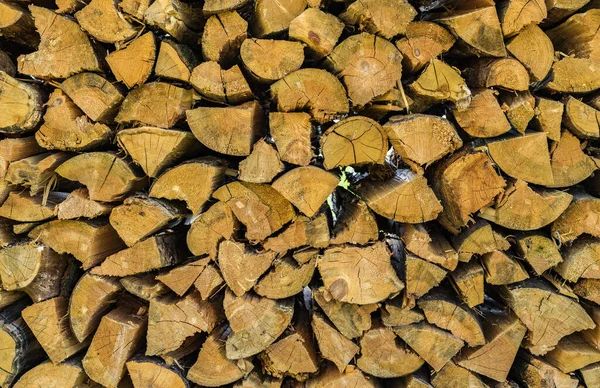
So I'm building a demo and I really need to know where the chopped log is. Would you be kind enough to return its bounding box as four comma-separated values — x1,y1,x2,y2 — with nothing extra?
29,219,125,269
187,101,265,156
306,364,380,388
318,242,404,304
91,234,183,276
431,361,487,388
482,250,529,285
22,296,89,363
271,68,349,123
552,192,600,243
435,6,506,57
455,310,526,382
238,139,284,183
552,131,598,188
452,220,510,262
480,180,573,231
193,261,225,300
330,198,378,245
0,242,69,302
56,152,146,202
451,261,485,308
288,8,344,59
115,82,194,128
255,255,316,298
543,0,590,26
69,272,123,342
293,248,318,265
190,62,253,104
187,201,238,258
120,273,169,301
36,89,112,151
563,96,599,139
263,214,329,252
5,152,71,195
395,21,455,74
17,6,101,79
117,127,202,178
82,301,147,388
218,240,276,296
545,57,600,93
107,32,157,89
465,58,530,91
57,188,115,219
409,59,471,109
340,0,416,39
75,0,139,43
545,333,600,373
532,97,563,141
583,305,600,349
0,191,61,222
385,114,462,172
326,33,402,107
405,254,447,300
499,90,535,134
269,112,313,166
126,358,188,388
356,325,424,378
547,9,600,63
146,291,222,356
503,279,595,355
359,169,442,223
13,360,90,388
12,223,38,235
556,238,600,282
251,0,307,37
201,11,247,66
379,296,423,328
150,157,227,215
311,312,359,372
452,88,511,138
56,0,85,14
401,224,458,271
574,279,600,303
213,181,295,242
0,72,43,134
155,258,210,296
60,72,124,123
313,287,376,339
240,39,304,83
187,325,254,387
155,39,198,82
224,290,294,359
0,136,43,176
581,362,600,388
506,24,554,82
512,350,579,388
143,0,198,45
432,151,505,233
203,0,250,14
514,233,562,275
0,1,39,47
497,0,547,37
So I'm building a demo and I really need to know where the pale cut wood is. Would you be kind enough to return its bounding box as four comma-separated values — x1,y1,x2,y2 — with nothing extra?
17,6,101,79
57,188,115,219
574,278,600,304
155,39,198,82
289,8,344,59
306,364,381,388
75,0,139,43
552,192,600,243
251,0,307,37
240,39,304,83
14,360,90,388
583,306,600,349
311,312,359,372
143,0,199,45
0,191,61,222
453,88,511,138
545,333,600,373
581,362,600,388
269,112,313,166
60,72,124,123
550,131,598,188
203,0,250,14
557,238,600,282
193,261,224,300
56,152,146,202
409,59,471,109
543,0,590,26
514,233,562,275
396,21,455,73
0,72,43,134
499,90,535,134
451,261,485,308
0,1,39,47
512,351,579,388
563,96,599,139
187,201,238,259
330,198,378,245
201,11,247,66
452,219,510,262
532,97,563,141
498,0,547,37
238,139,283,183
56,0,85,13
0,136,43,176
482,250,529,285
255,256,316,299
431,362,487,388
401,224,458,271
545,57,600,93
107,32,156,89
466,58,530,91
547,9,600,63
340,0,416,39
155,258,211,296
263,214,329,252
218,240,275,296
120,274,169,301
127,358,188,388
5,152,71,195
506,24,553,82
190,62,252,104
405,254,447,299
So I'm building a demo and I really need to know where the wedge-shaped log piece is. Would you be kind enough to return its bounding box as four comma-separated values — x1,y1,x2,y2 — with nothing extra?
110,196,184,247
218,240,275,296
37,90,112,151
431,361,487,388
359,169,442,224
289,8,344,59
498,0,547,37
75,0,139,43
255,256,316,299
147,291,222,356
552,192,600,243
250,0,306,37
116,82,194,128
241,39,304,83
0,52,14,77
92,234,183,277
546,334,600,373
14,360,90,388
396,21,455,73
506,24,553,82
381,296,424,327
201,11,247,66
547,9,600,63
466,58,530,91
155,258,211,296
514,233,562,275
563,96,600,139
5,152,71,195
203,0,250,14
543,0,589,26
556,238,600,282
187,202,238,258
127,358,188,388
436,6,506,57
306,364,380,388
188,325,254,387
60,72,124,123
503,279,595,355
108,32,157,89
214,181,295,242
17,6,100,79
409,59,471,109
0,191,61,222
401,224,458,271
313,287,376,339
69,272,123,342
150,157,227,214
452,88,511,138
57,188,114,219
582,306,600,349
318,242,404,304
326,33,402,107
545,57,600,93
270,68,349,123
269,112,313,166
155,39,199,82
0,72,43,134
321,116,387,170
500,90,535,134
395,323,464,372
574,278,600,304
482,250,529,285
0,242,69,303
263,214,329,252
22,297,89,363
581,362,600,388
235,372,282,388
552,132,598,188
224,290,294,359
512,351,579,388
451,261,485,308
238,139,283,183
357,325,424,378
385,114,462,172
0,1,39,47
56,152,146,202
405,254,447,299
29,219,125,269
120,274,169,301
312,312,359,373
187,101,265,156
340,0,416,39
452,220,510,262
190,62,252,104
0,136,43,175
330,197,378,245
143,0,198,45
455,310,526,382
533,97,563,141
82,301,147,388
193,261,224,300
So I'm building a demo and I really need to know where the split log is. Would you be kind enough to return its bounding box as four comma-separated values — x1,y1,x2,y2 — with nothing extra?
545,333,600,373
499,91,535,134
563,96,600,139
545,57,600,93
155,39,199,82
405,254,447,300
60,72,124,123
150,157,227,214
155,258,209,296
22,296,89,363
13,360,90,388
263,214,329,252
288,8,344,59
330,198,378,245
505,24,554,82
17,6,101,79
5,152,71,195
311,312,359,372
218,240,276,296
552,192,600,243
82,301,147,388
143,0,199,46
514,233,562,275
582,306,600,349
56,152,146,202
75,0,139,43
358,169,442,223
250,0,306,37
117,127,202,178
0,191,61,222
120,274,169,301
255,255,316,298
0,72,43,134
431,361,487,388
240,39,304,83
193,261,225,300
203,0,250,15
238,139,284,183
340,0,416,39
187,201,238,258
201,11,247,66
56,188,114,219
127,358,188,388
465,58,530,91
107,32,157,89
550,131,598,188
512,350,579,388
408,59,471,109
482,250,529,285
401,224,457,271
581,362,600,388
497,0,547,37
223,290,294,359
381,297,424,327
29,219,125,269
532,97,564,141
0,1,39,47
395,21,455,73
269,112,313,166
451,261,485,308
190,62,253,104
0,136,43,177
556,238,600,282
306,364,380,388
574,279,600,303
547,9,600,63
213,181,295,242
452,88,511,138
543,0,590,26
452,219,510,262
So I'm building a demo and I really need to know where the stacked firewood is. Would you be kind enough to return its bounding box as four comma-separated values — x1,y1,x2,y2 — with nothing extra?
0,0,600,386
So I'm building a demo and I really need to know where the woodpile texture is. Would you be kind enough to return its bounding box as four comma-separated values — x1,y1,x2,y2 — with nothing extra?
0,0,599,387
